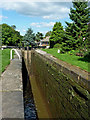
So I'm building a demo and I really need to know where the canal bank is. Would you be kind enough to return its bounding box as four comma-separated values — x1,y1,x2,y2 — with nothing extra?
22,49,90,119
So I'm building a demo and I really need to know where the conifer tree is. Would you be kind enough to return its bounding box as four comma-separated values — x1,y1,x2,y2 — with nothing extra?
23,28,35,46
49,22,64,48
87,22,90,50
65,1,89,50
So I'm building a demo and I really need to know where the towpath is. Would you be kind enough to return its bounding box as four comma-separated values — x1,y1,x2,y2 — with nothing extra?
0,49,24,119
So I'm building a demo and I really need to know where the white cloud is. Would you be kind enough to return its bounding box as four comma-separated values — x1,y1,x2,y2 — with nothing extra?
0,0,73,2
31,22,55,28
23,29,26,32
43,15,61,20
0,2,72,20
43,14,69,20
31,23,41,28
0,15,8,21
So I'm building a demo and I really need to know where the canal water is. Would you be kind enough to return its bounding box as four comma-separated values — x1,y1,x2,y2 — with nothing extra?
23,79,38,120
22,58,38,120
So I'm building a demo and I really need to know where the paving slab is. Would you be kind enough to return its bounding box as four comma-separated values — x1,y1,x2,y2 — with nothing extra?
2,60,22,91
2,91,24,118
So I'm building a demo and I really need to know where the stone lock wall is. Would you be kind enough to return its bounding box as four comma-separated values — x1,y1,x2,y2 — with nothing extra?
30,50,90,119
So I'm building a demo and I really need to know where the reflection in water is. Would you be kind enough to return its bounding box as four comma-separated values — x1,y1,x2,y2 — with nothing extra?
23,80,38,120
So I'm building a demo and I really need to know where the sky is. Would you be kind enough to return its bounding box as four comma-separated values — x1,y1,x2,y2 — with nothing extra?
0,0,73,36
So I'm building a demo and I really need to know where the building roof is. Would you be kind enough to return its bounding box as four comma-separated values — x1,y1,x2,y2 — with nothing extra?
40,36,50,42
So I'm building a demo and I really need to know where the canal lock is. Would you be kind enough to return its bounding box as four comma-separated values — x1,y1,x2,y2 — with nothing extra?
22,58,38,120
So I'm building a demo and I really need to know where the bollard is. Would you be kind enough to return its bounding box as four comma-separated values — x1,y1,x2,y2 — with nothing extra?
57,49,60,53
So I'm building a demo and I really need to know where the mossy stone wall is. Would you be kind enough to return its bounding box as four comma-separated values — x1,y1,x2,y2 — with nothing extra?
24,50,90,119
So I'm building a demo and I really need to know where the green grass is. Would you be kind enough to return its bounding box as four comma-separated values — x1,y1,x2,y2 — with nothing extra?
0,49,14,73
42,48,89,72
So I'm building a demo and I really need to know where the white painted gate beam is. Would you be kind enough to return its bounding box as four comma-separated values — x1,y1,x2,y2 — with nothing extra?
10,49,20,60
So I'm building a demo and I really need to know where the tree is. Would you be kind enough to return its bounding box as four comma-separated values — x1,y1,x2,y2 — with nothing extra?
65,1,89,50
23,28,35,46
87,22,90,49
45,31,51,38
0,25,1,48
35,32,43,42
49,22,64,48
1,24,22,46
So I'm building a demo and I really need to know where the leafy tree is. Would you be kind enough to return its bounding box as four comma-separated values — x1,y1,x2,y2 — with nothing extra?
45,31,51,38
64,1,90,50
23,28,35,46
35,32,43,42
49,22,64,48
1,23,22,46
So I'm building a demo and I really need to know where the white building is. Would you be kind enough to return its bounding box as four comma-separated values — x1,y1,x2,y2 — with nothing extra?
39,36,50,47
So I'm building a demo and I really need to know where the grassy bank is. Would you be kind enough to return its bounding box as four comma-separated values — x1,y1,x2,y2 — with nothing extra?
42,48,89,72
0,49,14,73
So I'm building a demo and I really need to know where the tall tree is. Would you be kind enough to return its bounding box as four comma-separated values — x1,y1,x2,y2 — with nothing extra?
23,28,35,46
87,22,90,50
49,22,64,48
65,1,89,49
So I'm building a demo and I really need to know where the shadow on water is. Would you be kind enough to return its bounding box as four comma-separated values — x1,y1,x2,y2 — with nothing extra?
22,58,38,120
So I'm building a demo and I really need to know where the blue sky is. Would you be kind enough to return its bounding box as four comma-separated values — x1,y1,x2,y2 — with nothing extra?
0,1,73,36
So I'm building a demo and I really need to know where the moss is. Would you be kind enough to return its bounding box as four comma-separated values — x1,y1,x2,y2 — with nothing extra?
30,51,89,119
72,85,90,100
70,95,89,118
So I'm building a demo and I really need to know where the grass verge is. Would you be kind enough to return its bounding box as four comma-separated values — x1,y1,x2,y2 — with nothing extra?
0,49,14,73
42,48,89,72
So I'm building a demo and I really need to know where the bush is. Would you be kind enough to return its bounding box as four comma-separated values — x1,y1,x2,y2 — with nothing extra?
68,50,75,55
59,48,65,53
54,43,62,48
61,46,72,52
